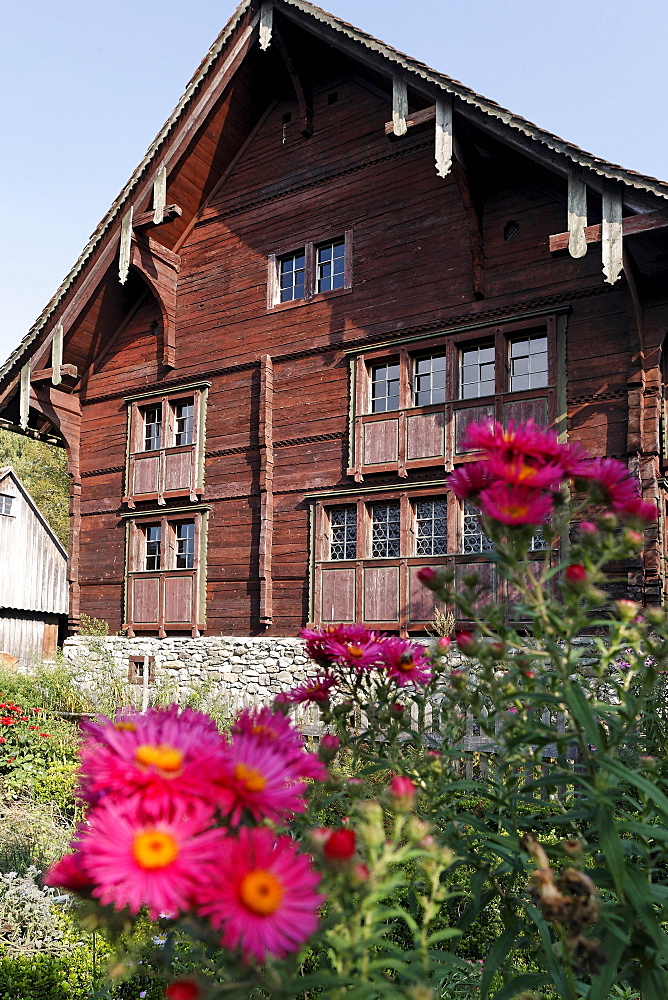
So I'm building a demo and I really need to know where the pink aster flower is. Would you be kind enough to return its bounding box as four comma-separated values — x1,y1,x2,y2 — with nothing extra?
232,706,326,781
322,632,383,671
77,799,226,920
573,457,639,510
618,496,657,526
447,461,494,500
379,637,432,687
300,624,373,665
216,737,309,825
43,848,93,894
486,455,564,490
78,706,227,817
478,483,553,526
285,673,338,705
465,420,555,463
197,826,324,963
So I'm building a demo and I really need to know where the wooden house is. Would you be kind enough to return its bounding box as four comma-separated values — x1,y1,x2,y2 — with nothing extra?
0,0,667,639
0,468,68,661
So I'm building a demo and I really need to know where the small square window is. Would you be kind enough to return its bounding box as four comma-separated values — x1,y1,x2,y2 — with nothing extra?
460,343,495,399
317,239,345,293
329,506,357,560
371,362,400,413
0,495,12,517
370,502,400,558
279,250,306,302
414,499,447,556
414,354,446,406
509,335,548,391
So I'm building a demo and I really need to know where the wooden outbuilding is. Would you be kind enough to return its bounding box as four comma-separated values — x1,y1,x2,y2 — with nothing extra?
0,0,667,638
0,468,67,662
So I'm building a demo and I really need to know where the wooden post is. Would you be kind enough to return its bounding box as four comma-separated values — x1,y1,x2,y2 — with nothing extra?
392,78,408,137
602,185,623,285
435,95,453,177
51,323,63,386
567,173,587,258
152,164,167,226
259,1,273,50
259,356,274,626
119,207,133,284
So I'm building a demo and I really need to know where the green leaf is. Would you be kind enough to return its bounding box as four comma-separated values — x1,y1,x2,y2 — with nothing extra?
491,973,550,1000
602,756,668,820
480,925,517,999
564,682,600,745
596,806,625,895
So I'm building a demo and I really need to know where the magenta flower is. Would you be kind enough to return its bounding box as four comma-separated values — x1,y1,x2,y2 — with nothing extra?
216,737,308,825
447,462,494,500
618,496,657,526
79,706,227,817
388,776,416,810
233,706,326,782
379,637,432,687
300,624,373,664
285,673,338,704
197,826,324,964
322,633,383,671
486,455,564,490
478,483,553,526
574,457,639,510
77,799,226,920
43,849,93,894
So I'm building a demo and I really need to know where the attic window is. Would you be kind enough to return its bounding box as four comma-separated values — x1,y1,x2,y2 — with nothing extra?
504,221,520,242
0,495,13,516
327,92,338,105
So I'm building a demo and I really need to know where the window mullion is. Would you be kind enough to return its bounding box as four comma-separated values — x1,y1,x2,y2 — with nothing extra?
304,243,315,300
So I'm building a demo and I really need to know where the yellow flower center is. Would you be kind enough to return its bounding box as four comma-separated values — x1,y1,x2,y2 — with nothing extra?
239,870,284,915
251,724,276,740
114,722,136,732
347,644,364,659
133,830,179,870
235,763,267,792
501,503,530,519
135,743,184,774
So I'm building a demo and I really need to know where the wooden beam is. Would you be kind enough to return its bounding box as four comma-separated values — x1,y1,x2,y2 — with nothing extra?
259,1,273,50
258,355,274,626
435,96,453,177
31,364,78,386
452,140,485,300
118,208,133,284
133,204,182,229
51,322,63,385
385,104,436,135
130,235,181,368
602,186,623,285
392,78,408,137
567,173,587,258
152,163,167,225
273,26,312,137
549,208,668,253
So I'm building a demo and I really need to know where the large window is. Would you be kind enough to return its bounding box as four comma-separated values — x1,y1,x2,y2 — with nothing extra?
347,319,555,478
268,231,352,308
125,512,207,638
124,383,209,506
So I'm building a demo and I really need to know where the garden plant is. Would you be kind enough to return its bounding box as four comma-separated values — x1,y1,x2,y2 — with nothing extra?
43,420,668,1000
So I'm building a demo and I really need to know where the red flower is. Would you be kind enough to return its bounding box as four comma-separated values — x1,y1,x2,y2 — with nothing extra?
0,718,14,726
456,631,477,655
564,564,588,586
0,738,6,744
166,979,202,1000
324,828,357,861
388,776,416,811
39,733,51,738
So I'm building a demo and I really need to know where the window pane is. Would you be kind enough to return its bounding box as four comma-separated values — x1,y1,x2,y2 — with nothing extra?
329,505,357,560
412,354,446,406
459,343,495,399
175,521,195,569
510,335,549,391
415,499,447,556
317,239,345,293
0,495,12,516
279,251,305,302
371,502,401,558
173,400,194,446
371,362,400,412
145,524,162,570
462,501,494,554
142,407,162,451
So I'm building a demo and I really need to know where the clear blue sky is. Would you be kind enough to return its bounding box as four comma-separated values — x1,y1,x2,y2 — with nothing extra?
2,0,667,362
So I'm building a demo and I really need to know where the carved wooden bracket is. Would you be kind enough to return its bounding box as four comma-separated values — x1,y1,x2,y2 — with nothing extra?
273,26,313,137
130,235,181,369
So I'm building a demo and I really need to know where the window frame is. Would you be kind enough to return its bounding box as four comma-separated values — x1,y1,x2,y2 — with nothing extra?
346,317,558,480
267,230,353,310
123,382,209,507
123,507,209,638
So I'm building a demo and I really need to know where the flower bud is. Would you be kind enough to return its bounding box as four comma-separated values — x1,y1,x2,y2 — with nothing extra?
417,567,438,590
488,641,505,660
350,862,370,885
318,734,340,762
578,521,599,536
347,777,363,791
436,636,452,652
646,606,666,627
449,668,466,689
324,828,357,861
615,599,639,622
390,701,405,719
456,631,477,656
564,563,588,587
357,801,385,847
406,816,430,842
622,528,644,552
388,775,416,811
166,979,203,1000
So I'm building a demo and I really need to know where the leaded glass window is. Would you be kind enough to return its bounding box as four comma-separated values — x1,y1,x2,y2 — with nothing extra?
414,354,446,406
173,401,194,447
175,521,195,569
371,502,400,558
530,527,548,551
462,501,493,553
329,506,357,560
509,335,548,391
144,524,162,570
279,251,305,302
371,362,400,413
317,239,345,293
414,500,447,556
460,343,495,399
142,406,162,451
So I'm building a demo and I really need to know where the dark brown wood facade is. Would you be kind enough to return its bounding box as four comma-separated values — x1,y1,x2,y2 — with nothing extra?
2,0,668,637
